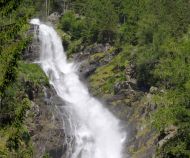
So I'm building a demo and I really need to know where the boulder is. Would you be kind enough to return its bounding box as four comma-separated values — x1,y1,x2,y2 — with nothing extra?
114,81,138,95
149,86,158,94
158,125,177,148
80,64,97,78
48,12,61,23
114,81,131,94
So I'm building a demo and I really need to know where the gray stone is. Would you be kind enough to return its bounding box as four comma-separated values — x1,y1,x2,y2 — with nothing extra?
82,43,111,55
149,86,158,94
158,125,177,148
48,12,61,23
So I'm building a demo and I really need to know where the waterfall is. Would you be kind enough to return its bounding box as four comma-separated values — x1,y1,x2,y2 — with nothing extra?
30,19,125,158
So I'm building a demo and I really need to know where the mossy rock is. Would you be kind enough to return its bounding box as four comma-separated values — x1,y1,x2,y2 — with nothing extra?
89,52,106,63
89,51,129,96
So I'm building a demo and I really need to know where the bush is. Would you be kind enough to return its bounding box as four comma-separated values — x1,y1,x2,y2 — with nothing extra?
67,39,82,56
59,11,86,40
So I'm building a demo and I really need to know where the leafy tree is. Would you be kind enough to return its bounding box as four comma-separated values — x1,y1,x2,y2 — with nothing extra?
0,0,34,107
84,0,118,43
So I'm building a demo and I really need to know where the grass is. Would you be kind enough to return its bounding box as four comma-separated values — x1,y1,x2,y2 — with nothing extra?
17,61,49,86
89,50,129,96
89,52,106,62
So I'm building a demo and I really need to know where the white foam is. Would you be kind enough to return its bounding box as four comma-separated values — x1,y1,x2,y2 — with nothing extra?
30,18,40,25
35,19,126,158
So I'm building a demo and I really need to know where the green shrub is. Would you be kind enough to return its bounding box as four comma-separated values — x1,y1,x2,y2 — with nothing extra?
56,29,71,50
6,124,33,157
59,11,86,40
67,39,82,56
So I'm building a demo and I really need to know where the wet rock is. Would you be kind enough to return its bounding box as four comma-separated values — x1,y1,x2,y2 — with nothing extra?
51,95,65,106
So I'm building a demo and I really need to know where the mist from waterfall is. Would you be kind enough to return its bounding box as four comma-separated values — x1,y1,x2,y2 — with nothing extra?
30,19,126,158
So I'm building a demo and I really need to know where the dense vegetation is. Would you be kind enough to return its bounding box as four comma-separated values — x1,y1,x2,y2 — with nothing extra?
1,0,190,157
58,0,190,157
0,1,49,157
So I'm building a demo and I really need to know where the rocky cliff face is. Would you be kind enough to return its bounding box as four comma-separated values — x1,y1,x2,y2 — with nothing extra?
25,85,68,158
71,43,159,158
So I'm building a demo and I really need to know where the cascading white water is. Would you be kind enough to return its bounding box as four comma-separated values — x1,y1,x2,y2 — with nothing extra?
30,19,125,158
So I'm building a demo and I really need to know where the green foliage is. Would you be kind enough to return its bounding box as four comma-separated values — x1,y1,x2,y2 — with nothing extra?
17,61,49,86
72,0,190,156
57,0,190,157
134,0,190,89
118,0,146,44
154,34,190,89
0,1,36,157
56,28,71,50
67,39,82,56
158,124,190,158
0,0,34,100
0,40,29,96
59,11,86,41
59,0,118,46
84,0,118,43
58,11,87,54
0,89,33,157
151,33,190,155
1,0,190,157
5,124,33,158
0,60,45,157
89,50,128,95
0,58,50,157
152,91,184,131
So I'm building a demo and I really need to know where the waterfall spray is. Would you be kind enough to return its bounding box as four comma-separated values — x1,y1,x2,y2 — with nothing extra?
30,19,126,158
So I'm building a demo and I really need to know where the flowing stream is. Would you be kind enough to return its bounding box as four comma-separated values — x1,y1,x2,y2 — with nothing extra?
30,19,125,158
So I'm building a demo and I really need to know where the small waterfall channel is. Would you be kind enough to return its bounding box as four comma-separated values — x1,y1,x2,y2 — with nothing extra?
30,19,126,158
